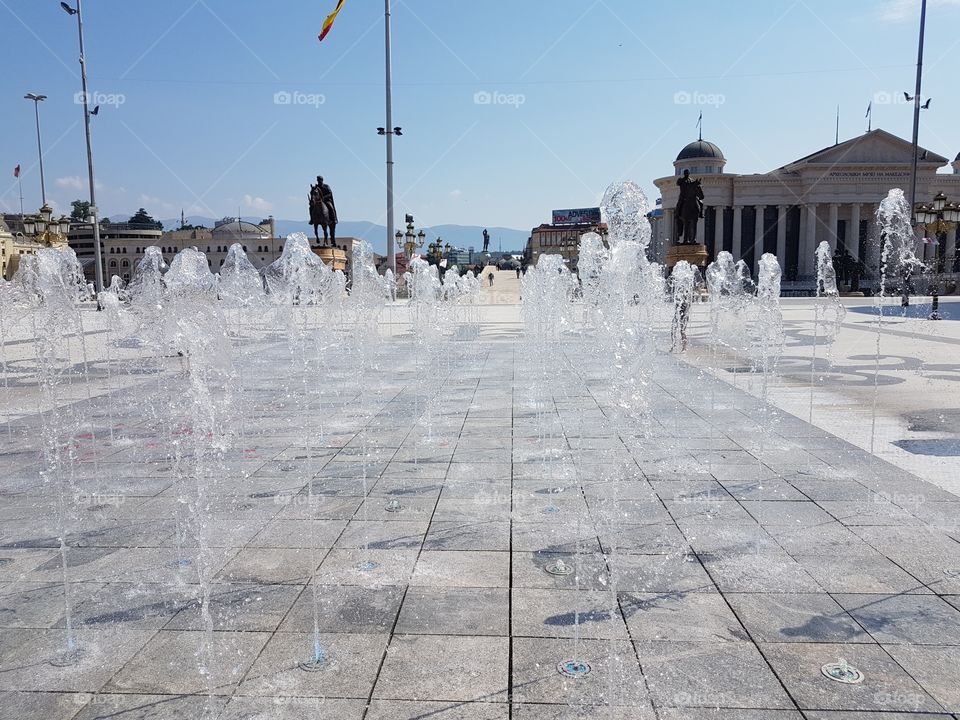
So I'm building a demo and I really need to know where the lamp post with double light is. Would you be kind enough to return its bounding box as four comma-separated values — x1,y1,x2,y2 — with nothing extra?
914,192,960,319
23,94,48,206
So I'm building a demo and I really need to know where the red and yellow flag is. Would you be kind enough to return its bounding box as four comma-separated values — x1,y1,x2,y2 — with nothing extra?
318,0,346,42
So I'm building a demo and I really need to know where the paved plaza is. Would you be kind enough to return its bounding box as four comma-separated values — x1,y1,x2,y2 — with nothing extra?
1,274,960,719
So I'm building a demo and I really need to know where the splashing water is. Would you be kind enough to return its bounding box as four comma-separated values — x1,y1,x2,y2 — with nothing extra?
809,241,847,423
669,260,700,353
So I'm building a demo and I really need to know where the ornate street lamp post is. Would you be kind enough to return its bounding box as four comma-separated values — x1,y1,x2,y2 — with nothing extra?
398,215,426,259
21,204,72,246
914,192,960,319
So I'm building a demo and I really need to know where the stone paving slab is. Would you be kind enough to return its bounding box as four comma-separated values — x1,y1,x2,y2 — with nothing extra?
2,325,960,720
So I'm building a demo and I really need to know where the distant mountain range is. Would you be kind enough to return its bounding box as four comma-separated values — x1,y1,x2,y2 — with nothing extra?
135,216,530,255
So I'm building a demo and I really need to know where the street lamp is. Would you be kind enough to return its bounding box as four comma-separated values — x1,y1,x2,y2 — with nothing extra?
21,207,71,247
62,0,104,294
23,94,48,206
399,216,426,259
914,192,960,318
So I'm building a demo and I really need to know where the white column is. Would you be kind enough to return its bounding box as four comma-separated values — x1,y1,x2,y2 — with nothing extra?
731,205,743,261
754,205,765,273
849,203,861,262
776,205,787,264
828,203,840,253
803,203,818,276
696,209,706,246
665,209,675,245
946,226,958,272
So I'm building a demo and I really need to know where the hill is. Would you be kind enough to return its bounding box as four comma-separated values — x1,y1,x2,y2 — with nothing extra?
148,216,529,255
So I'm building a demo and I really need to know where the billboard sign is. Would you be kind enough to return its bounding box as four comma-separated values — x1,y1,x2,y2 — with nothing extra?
552,207,601,225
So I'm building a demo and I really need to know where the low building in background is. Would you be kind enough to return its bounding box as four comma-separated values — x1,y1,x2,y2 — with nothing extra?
524,207,607,272
69,219,164,284
445,246,472,268
67,216,361,284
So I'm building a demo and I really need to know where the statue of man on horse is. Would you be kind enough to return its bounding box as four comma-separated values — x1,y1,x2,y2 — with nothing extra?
309,175,338,246
675,169,704,245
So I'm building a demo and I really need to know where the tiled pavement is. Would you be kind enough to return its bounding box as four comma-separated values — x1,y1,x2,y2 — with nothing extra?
1,324,959,720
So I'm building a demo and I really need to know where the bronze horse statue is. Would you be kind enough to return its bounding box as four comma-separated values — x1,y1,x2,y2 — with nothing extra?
309,176,338,246
675,170,704,245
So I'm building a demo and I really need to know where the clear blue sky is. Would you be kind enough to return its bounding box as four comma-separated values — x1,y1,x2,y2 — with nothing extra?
1,0,958,231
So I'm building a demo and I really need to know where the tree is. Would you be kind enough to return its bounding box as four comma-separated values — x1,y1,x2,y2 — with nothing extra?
129,208,162,229
70,200,91,221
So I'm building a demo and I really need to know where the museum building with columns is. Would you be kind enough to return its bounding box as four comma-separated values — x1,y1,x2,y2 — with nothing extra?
652,129,960,284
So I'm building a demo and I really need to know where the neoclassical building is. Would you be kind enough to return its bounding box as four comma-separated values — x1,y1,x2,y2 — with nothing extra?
652,129,960,283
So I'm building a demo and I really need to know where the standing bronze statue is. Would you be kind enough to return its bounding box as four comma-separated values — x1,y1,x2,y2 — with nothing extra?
675,169,704,245
309,175,338,246
482,229,490,253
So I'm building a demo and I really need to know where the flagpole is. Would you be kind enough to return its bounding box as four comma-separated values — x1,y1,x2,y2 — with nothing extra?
18,174,24,222
385,0,396,275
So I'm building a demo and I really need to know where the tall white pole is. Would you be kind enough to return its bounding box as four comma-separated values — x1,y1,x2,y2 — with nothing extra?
75,0,105,293
385,0,396,274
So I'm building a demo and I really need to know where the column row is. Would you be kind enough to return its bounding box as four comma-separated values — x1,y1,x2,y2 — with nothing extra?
695,203,873,277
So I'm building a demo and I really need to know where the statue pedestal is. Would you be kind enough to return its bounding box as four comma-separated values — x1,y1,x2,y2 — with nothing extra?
666,243,709,269
313,246,348,273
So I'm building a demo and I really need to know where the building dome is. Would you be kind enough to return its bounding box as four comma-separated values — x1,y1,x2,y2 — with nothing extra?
212,219,270,242
676,140,725,162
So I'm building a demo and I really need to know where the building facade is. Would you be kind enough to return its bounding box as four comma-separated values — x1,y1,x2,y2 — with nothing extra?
70,215,365,284
70,222,164,284
2,214,70,281
525,221,608,271
653,129,960,286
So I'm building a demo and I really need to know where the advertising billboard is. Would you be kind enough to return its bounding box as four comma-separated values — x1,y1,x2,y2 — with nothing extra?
552,207,601,225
